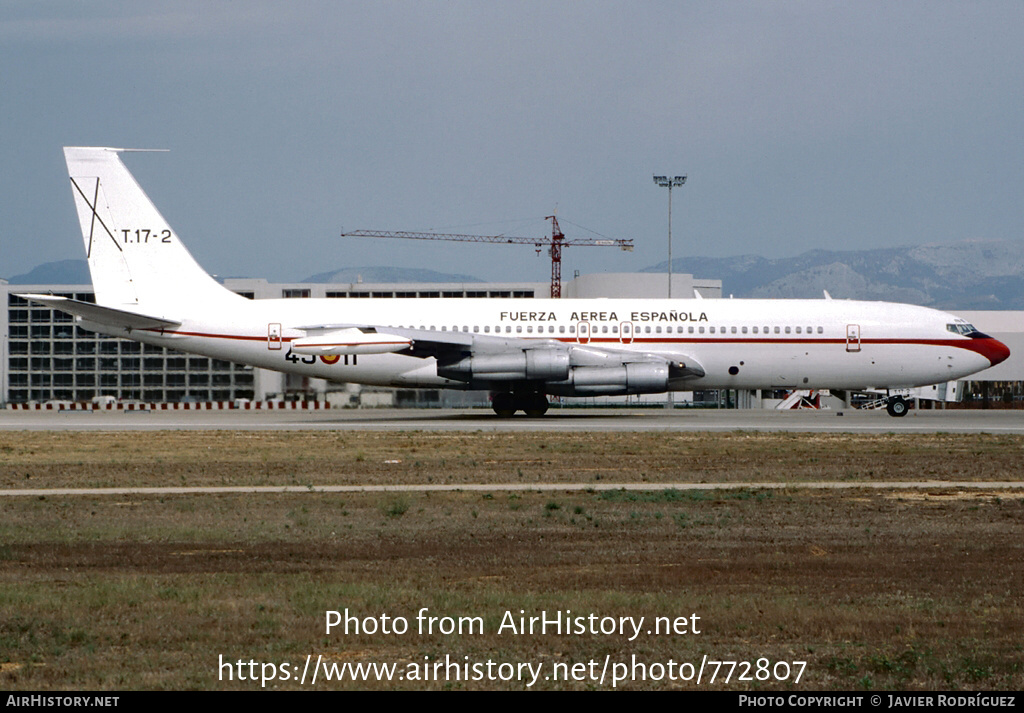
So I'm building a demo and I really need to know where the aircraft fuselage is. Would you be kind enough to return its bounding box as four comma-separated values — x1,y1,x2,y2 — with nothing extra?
91,296,1005,393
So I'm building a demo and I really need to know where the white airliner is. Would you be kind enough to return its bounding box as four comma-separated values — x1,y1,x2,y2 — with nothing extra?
20,147,1010,417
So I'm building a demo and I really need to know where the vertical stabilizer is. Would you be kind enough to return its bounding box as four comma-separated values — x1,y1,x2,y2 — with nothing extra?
63,147,244,313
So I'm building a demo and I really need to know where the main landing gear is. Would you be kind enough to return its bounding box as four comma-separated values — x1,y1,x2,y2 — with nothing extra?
492,391,550,417
885,395,909,417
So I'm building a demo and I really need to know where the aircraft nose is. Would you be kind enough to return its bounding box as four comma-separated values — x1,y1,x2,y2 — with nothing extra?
978,337,1011,367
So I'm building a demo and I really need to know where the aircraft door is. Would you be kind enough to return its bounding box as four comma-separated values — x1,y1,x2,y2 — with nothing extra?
268,323,282,350
620,321,634,344
846,324,861,352
577,321,591,344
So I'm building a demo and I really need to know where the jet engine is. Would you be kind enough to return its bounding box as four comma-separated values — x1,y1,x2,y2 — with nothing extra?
438,349,570,382
544,361,670,396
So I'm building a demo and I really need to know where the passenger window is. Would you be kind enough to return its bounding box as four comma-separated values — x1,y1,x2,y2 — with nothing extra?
699,326,705,334
688,326,694,334
666,326,673,334
527,326,533,333
516,326,522,333
602,325,608,334
731,326,737,334
796,326,802,334
710,326,716,334
785,326,791,334
656,326,662,334
559,325,565,334
817,327,823,334
644,326,651,333
774,326,780,334
741,326,748,334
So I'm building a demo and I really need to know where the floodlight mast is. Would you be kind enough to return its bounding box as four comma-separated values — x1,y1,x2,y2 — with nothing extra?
653,175,686,298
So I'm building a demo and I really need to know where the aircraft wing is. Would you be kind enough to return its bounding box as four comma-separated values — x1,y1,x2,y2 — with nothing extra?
293,323,504,358
293,323,705,386
291,326,415,355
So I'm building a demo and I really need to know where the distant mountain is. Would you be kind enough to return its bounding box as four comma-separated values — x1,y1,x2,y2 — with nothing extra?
642,239,1024,310
10,240,1024,309
3,261,485,286
6,260,91,285
302,266,484,284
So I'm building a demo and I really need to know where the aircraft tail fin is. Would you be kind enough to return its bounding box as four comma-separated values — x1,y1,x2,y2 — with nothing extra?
63,147,244,314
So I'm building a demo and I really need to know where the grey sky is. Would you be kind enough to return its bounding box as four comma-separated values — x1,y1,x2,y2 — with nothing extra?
3,1,1023,283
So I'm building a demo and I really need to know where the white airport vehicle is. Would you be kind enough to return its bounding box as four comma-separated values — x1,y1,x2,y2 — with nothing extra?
19,147,1011,417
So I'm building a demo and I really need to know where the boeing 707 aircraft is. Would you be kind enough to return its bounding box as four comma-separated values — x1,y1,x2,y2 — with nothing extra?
19,147,1010,417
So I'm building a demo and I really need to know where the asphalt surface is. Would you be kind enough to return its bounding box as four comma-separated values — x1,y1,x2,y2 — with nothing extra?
1,406,1023,433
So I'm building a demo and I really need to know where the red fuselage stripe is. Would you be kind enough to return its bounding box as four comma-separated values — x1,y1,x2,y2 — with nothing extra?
142,328,1008,364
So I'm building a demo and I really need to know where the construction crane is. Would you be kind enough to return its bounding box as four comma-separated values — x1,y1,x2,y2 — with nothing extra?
341,216,633,298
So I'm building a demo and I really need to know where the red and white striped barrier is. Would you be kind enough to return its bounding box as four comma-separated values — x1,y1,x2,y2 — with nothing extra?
6,401,329,411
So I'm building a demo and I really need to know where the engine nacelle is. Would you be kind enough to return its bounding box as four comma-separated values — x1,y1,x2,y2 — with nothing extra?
438,349,570,382
545,361,670,396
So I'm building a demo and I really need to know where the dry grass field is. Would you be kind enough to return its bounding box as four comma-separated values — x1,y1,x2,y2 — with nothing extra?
1,431,1022,690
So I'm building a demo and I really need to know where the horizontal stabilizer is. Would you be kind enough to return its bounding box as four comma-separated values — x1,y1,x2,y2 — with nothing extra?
291,327,412,356
17,294,180,331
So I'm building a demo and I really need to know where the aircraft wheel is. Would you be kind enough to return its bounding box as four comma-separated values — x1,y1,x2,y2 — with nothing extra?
522,393,550,417
492,392,516,417
886,396,909,417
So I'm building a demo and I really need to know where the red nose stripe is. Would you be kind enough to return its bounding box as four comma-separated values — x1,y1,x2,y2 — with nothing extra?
962,338,1011,367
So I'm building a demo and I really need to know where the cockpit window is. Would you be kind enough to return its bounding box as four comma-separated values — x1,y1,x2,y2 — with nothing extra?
947,323,989,339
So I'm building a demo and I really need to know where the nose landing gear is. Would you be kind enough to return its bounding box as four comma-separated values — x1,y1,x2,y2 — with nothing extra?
886,395,909,417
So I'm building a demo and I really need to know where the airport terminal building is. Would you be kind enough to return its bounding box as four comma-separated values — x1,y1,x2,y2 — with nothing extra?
3,273,1022,408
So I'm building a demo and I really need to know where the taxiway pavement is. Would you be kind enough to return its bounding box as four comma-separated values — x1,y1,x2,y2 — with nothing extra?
1,407,1022,433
